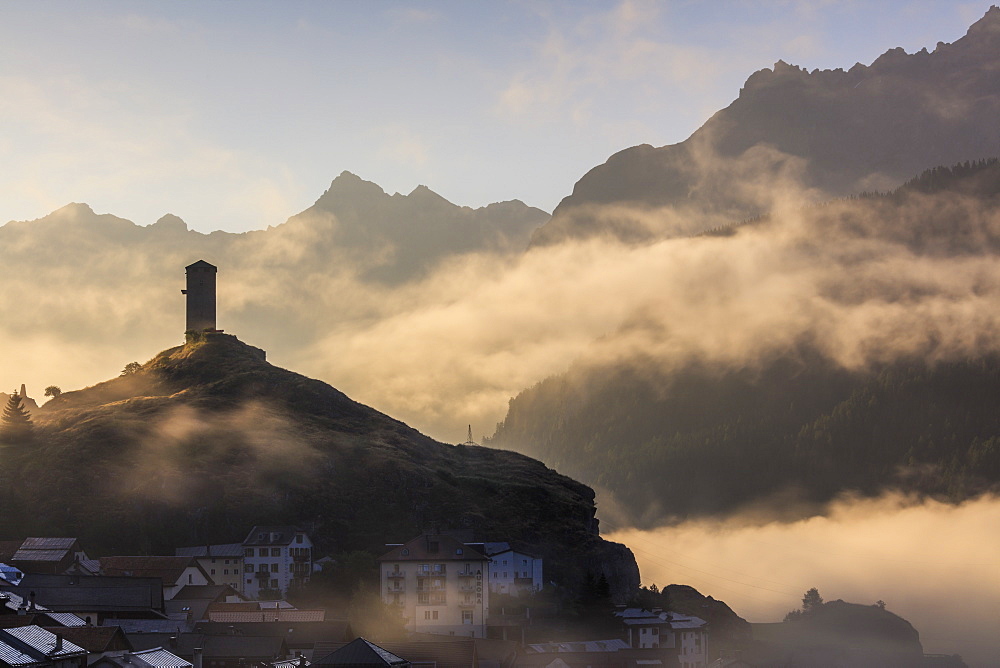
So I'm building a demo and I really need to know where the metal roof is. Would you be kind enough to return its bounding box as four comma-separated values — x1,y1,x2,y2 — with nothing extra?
3,625,87,657
43,613,87,628
0,639,38,666
527,639,630,653
12,549,69,563
131,647,193,668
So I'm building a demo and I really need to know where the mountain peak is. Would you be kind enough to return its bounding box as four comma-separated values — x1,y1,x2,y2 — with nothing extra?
313,171,388,209
150,213,188,233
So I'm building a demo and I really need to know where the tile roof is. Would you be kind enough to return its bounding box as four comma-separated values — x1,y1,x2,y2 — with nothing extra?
99,557,199,585
125,632,288,660
314,640,477,668
378,535,487,562
9,574,164,612
192,620,349,648
174,545,244,559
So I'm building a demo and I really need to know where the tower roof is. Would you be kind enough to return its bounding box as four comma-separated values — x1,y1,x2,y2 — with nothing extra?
185,260,216,271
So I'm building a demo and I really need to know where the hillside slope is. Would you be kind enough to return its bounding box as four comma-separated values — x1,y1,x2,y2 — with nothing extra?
489,160,1000,524
533,7,1000,245
0,332,638,600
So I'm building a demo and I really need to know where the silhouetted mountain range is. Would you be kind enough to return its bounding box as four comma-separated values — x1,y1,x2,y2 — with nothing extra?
0,332,639,600
532,6,1000,245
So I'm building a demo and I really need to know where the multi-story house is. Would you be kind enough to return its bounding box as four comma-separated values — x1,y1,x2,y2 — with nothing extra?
174,544,246,594
240,527,312,600
378,535,490,638
616,608,709,668
480,543,543,596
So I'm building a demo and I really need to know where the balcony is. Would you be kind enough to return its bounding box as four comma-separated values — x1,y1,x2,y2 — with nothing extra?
415,584,446,593
255,570,270,579
387,584,405,593
458,583,476,592
456,569,476,577
458,599,476,608
416,595,447,606
415,566,446,576
387,571,405,579
292,554,309,562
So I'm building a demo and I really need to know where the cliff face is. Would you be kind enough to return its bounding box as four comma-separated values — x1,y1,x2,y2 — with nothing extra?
533,7,1000,244
0,333,637,601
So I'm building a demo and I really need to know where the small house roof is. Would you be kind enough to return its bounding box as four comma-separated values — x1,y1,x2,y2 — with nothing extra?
174,545,244,559
185,260,216,271
313,638,408,667
99,557,204,585
242,527,307,547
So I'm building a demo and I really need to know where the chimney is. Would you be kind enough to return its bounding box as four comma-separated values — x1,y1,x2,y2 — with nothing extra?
169,636,178,649
193,648,203,668
28,591,36,611
54,634,63,653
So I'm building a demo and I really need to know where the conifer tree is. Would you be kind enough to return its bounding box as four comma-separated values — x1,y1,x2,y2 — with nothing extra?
1,390,33,442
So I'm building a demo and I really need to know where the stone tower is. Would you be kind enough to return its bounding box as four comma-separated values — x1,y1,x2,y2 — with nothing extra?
182,260,217,332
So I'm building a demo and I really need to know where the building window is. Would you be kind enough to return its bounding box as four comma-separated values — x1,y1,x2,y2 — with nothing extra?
462,610,473,624
271,547,281,557
271,563,279,572
246,579,251,585
234,568,239,575
259,548,267,557
245,548,253,558
188,574,193,583
223,569,229,575
210,569,216,575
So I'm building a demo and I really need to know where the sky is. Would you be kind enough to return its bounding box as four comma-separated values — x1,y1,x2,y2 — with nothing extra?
1,0,995,232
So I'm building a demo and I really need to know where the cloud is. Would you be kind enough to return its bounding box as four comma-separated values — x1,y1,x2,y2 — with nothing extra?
605,493,1000,666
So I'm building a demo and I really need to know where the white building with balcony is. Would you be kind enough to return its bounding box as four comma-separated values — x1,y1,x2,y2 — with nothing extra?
240,526,312,599
480,543,543,596
378,534,490,638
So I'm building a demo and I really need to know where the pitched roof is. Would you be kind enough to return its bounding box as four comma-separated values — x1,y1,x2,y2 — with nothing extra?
172,585,243,602
242,527,305,547
126,633,288,660
313,638,408,667
17,539,78,552
526,639,630,653
314,641,477,668
128,647,193,668
99,557,203,585
185,260,216,270
40,626,132,653
174,544,244,559
0,542,23,563
206,610,326,624
378,535,487,562
1,625,87,658
192,620,349,648
9,574,164,612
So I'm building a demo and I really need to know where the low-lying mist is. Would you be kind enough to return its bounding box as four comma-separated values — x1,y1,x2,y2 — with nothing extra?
605,493,1000,667
3,163,1000,448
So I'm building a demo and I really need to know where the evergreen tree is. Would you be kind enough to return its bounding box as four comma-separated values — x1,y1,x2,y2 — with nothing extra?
1,390,33,442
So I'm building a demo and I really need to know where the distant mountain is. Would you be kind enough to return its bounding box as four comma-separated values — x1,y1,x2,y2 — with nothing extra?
0,332,638,601
488,160,1000,524
533,7,1000,245
294,171,548,283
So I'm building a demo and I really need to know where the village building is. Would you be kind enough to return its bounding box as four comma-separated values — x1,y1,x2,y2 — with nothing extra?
240,528,313,600
8,540,90,577
615,608,708,668
97,558,211,601
91,647,191,668
378,535,489,639
174,546,245,595
477,543,542,596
